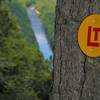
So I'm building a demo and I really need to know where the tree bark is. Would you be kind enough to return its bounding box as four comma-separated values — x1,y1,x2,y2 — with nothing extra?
51,0,100,100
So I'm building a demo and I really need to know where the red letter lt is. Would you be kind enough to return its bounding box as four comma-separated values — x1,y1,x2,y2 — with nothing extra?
87,26,100,47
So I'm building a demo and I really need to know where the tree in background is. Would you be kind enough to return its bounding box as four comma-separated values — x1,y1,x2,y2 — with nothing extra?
51,0,100,100
0,3,51,100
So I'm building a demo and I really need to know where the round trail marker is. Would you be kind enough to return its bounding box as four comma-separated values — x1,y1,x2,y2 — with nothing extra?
78,14,100,57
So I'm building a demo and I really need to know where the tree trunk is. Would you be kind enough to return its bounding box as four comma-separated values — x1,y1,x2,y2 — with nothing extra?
51,0,100,100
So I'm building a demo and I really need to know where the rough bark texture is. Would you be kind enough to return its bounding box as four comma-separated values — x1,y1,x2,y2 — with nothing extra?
51,0,100,100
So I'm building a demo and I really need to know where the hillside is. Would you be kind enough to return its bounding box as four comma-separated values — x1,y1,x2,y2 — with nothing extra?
9,0,56,47
9,2,36,45
0,1,51,100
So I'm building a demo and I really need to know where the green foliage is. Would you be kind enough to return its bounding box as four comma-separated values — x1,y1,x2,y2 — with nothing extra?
0,3,51,100
10,0,35,7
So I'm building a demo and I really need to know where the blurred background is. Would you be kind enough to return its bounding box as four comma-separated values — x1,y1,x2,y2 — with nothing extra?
0,0,56,100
